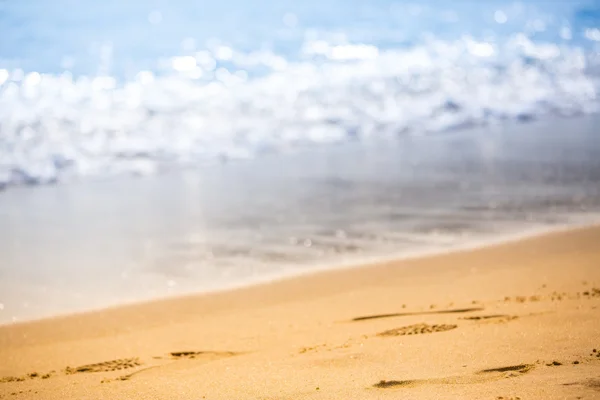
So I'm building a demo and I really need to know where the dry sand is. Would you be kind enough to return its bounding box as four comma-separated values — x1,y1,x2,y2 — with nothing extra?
1,225,600,399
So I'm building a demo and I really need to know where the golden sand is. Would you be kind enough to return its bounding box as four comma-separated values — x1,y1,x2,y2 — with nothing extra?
1,225,599,399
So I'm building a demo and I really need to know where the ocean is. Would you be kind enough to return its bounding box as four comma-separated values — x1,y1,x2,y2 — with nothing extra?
1,0,599,323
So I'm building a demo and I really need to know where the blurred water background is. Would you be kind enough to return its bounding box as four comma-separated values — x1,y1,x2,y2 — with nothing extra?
1,0,599,322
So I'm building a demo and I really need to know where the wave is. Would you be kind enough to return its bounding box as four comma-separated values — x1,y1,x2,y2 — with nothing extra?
1,1,600,189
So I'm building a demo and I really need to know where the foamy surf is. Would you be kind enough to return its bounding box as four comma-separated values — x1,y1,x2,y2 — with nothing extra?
1,0,599,189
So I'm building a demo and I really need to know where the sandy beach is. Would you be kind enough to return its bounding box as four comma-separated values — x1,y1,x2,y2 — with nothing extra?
2,1,600,399
1,225,599,399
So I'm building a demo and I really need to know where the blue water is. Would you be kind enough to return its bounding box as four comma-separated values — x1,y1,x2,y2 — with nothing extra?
1,0,599,188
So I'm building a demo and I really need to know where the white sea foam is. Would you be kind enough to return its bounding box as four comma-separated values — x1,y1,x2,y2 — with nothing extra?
0,33,599,189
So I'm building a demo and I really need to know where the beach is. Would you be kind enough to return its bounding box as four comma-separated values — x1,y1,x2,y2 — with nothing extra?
1,224,599,399
2,1,600,399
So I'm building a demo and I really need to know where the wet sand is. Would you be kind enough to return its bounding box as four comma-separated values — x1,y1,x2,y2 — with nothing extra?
1,225,600,399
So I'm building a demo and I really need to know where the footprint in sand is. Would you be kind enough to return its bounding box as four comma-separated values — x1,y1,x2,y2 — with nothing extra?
1,371,54,383
2,359,142,384
299,309,468,356
377,323,457,337
352,307,483,322
65,358,141,374
105,351,240,383
2,351,241,385
297,324,456,356
373,364,534,389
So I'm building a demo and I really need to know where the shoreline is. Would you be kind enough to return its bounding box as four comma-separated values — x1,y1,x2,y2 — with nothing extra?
1,222,599,398
3,112,600,327
2,217,599,327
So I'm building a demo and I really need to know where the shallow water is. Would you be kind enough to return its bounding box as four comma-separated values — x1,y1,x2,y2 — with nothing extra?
1,115,600,323
2,0,600,322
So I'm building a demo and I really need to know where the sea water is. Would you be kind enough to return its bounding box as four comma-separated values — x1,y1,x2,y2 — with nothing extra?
1,0,599,322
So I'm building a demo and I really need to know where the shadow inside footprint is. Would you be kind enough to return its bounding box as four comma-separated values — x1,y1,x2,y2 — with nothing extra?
479,364,533,374
170,351,239,359
463,315,509,320
353,307,483,322
563,378,600,392
463,315,519,324
374,380,418,388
